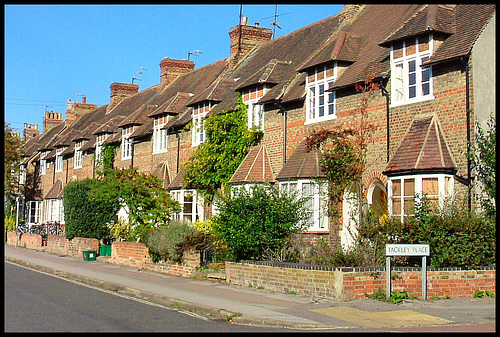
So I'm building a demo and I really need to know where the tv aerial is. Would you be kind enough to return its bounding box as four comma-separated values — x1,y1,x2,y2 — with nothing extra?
132,67,148,84
187,50,202,63
257,5,298,38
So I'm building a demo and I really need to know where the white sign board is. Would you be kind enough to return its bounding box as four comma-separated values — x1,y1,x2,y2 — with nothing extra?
386,244,430,256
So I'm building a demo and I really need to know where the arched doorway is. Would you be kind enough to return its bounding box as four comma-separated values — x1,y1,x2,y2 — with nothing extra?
367,180,388,218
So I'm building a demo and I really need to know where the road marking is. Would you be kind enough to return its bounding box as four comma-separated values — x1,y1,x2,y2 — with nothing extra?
311,306,453,328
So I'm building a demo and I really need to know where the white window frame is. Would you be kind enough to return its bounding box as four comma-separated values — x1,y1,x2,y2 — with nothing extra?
170,189,204,223
388,173,454,222
279,179,329,232
27,200,43,225
43,198,64,223
305,62,337,124
74,140,84,169
19,164,26,185
153,114,169,154
390,34,434,107
95,133,108,165
121,126,134,160
192,102,212,147
55,148,64,173
242,84,268,130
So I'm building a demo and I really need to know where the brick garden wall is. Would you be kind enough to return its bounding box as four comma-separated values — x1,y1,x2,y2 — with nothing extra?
109,241,201,277
226,261,496,301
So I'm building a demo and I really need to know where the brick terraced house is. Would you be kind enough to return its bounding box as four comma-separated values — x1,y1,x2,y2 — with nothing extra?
18,4,495,248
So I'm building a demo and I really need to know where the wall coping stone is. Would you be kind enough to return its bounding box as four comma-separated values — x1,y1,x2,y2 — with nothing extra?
235,260,496,272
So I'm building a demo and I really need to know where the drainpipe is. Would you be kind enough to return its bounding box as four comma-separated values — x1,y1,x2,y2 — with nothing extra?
130,138,135,168
276,98,288,165
175,131,180,174
65,157,69,184
460,56,472,211
380,76,391,163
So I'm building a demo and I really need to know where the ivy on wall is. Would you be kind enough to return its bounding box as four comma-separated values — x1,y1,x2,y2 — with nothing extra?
183,94,263,203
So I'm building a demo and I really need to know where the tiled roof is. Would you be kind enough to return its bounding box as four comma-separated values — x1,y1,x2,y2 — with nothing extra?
331,4,421,90
229,145,275,184
379,5,455,46
168,167,193,190
148,92,192,118
187,77,235,106
151,162,171,189
45,180,63,199
425,4,495,65
383,114,456,176
276,139,325,180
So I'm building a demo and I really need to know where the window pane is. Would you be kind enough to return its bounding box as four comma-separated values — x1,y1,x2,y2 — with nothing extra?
409,60,416,73
422,83,430,96
393,41,404,59
406,38,416,55
392,198,402,215
319,106,324,117
404,179,415,196
404,198,415,213
409,86,416,98
392,180,401,196
408,72,416,86
422,178,439,196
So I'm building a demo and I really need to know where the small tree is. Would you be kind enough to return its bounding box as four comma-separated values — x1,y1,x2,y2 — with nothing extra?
4,122,26,201
90,168,181,239
63,179,119,240
470,113,496,218
211,184,309,261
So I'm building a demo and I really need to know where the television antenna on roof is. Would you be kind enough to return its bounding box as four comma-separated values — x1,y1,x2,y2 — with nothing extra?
257,5,298,39
187,50,203,63
132,67,148,84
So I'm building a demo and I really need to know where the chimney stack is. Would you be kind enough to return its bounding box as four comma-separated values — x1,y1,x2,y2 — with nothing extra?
23,123,40,141
43,110,64,133
228,17,273,69
159,57,195,86
65,98,97,127
106,82,139,114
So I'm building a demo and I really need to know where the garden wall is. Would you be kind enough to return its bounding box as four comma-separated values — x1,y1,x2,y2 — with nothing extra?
110,241,201,277
225,261,496,301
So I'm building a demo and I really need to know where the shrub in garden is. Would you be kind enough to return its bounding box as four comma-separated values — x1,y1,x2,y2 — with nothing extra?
358,196,496,268
211,184,309,261
63,179,119,240
141,220,199,263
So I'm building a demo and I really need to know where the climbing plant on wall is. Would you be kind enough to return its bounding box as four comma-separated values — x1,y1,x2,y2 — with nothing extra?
183,94,263,203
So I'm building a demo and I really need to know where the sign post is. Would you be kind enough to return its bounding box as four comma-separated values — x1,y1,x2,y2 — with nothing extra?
385,244,430,300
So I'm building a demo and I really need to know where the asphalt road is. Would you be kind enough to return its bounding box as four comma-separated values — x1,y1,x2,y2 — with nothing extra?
4,262,293,332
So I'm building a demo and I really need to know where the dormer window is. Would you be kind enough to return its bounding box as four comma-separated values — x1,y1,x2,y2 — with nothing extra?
242,84,268,130
95,133,108,164
121,126,134,160
391,34,433,106
192,101,212,147
305,62,337,124
40,151,48,175
55,147,64,173
74,140,85,169
153,114,169,154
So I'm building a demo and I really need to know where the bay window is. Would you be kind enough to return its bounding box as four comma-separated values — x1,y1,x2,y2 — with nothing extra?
242,84,268,130
121,126,134,160
279,179,328,232
192,101,212,147
153,114,169,153
389,174,454,221
74,140,84,169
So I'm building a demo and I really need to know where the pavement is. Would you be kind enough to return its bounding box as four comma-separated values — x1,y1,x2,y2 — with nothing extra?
4,244,496,332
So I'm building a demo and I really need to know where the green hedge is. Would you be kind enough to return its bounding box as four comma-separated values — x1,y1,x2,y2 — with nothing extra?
63,179,119,240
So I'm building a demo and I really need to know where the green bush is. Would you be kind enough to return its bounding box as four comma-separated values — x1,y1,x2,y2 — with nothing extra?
4,212,16,233
211,184,309,261
141,220,198,263
358,196,496,268
63,179,119,240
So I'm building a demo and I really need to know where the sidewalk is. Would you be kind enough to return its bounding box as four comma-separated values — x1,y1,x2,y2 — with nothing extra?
4,244,495,332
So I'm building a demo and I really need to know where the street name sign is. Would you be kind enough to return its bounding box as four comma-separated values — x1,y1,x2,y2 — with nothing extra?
386,244,430,256
385,243,430,300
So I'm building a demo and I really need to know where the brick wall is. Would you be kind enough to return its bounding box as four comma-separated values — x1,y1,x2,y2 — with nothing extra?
226,261,496,301
109,241,201,277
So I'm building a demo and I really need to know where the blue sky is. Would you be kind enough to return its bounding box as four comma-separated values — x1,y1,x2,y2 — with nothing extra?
5,4,344,134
